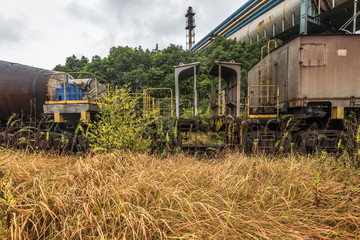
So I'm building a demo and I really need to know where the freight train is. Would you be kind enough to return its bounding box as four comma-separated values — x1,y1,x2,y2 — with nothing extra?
1,34,360,152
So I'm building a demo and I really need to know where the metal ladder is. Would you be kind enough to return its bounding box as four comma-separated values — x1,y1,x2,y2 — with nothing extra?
248,40,280,119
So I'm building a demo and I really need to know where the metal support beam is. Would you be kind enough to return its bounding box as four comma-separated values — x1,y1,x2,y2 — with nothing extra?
193,65,198,119
175,71,180,119
354,0,358,34
81,111,91,122
218,65,222,116
300,0,310,34
54,113,64,123
331,107,344,119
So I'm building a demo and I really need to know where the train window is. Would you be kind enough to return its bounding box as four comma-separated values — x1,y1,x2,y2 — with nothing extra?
292,12,296,26
281,18,285,32
264,29,267,37
273,23,276,37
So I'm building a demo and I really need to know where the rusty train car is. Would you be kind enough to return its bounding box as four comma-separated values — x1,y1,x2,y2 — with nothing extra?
0,60,106,151
0,60,53,123
207,34,360,152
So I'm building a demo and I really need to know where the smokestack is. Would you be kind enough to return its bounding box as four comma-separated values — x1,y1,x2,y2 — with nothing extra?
185,6,196,50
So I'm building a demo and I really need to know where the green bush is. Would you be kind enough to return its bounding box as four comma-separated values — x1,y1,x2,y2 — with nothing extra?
87,85,156,153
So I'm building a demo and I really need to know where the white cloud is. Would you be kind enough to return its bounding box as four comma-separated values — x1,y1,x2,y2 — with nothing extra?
0,16,26,45
0,0,245,69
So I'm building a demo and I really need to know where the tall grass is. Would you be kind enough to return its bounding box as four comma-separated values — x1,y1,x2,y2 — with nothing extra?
0,149,359,239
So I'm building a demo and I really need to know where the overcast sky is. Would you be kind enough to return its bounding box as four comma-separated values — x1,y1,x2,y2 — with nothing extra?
0,0,246,70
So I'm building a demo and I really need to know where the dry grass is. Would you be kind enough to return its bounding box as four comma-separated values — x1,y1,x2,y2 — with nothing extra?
0,149,359,239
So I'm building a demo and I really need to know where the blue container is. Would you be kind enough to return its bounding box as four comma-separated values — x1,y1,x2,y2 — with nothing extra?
55,84,85,101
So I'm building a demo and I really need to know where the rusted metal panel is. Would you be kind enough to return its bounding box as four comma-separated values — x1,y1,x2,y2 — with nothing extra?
300,43,327,67
0,60,54,122
274,47,289,104
299,35,360,107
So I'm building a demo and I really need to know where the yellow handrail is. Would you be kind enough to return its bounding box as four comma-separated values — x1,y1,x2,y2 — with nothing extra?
143,88,174,117
197,0,272,51
247,85,279,118
260,40,278,104
218,90,226,116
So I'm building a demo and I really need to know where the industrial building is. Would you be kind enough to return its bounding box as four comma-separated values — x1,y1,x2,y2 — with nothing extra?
191,0,359,51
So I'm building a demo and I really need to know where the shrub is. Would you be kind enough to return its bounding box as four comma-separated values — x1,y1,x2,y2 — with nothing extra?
87,85,156,153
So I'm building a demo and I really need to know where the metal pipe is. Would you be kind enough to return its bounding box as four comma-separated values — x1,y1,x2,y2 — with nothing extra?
354,0,358,34
218,65,222,116
198,0,274,51
219,0,272,36
333,0,335,8
224,0,283,38
193,65,197,118
212,0,263,36
190,0,263,51
95,78,98,99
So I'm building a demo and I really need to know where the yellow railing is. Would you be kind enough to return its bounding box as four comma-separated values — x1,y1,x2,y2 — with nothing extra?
247,85,279,118
218,90,226,116
240,97,248,118
130,91,191,118
142,88,174,118
260,40,278,103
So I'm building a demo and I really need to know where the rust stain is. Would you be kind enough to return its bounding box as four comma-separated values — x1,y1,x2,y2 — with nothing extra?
247,22,252,39
258,20,265,28
268,15,274,23
257,20,265,32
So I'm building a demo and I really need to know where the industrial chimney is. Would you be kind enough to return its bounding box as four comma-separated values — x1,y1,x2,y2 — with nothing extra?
185,6,196,50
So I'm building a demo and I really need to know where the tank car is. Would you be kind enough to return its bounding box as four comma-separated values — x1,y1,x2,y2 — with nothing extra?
0,60,54,123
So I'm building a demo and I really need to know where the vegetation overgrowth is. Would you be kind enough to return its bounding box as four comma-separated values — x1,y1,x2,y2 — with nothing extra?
87,85,157,153
0,149,359,239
